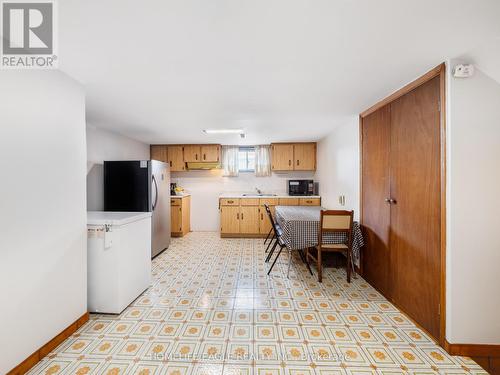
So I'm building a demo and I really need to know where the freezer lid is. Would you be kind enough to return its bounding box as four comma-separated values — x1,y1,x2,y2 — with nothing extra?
87,211,152,226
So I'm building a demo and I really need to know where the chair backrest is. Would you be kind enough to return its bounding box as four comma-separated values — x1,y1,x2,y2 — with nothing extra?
264,204,279,233
318,210,354,246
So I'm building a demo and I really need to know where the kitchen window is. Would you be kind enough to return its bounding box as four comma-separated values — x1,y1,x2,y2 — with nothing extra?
238,147,255,172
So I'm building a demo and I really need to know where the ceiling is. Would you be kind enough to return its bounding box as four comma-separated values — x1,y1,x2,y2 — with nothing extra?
59,0,500,145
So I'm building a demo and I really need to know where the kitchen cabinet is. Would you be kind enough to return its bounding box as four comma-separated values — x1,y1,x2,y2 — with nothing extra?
240,206,260,234
183,145,201,162
271,144,294,171
220,205,240,234
201,145,220,162
167,146,185,171
220,196,320,237
150,145,168,163
259,198,278,234
299,198,321,206
294,143,316,170
278,198,300,206
171,195,190,236
271,143,317,171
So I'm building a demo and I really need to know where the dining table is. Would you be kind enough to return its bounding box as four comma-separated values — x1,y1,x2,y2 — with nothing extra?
274,205,364,263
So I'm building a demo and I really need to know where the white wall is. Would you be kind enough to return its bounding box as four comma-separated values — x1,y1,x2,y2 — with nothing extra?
315,117,360,219
0,70,87,373
86,125,150,210
172,171,314,231
446,62,500,344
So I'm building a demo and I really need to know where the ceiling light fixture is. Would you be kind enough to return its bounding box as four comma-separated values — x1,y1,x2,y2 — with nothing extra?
203,129,244,134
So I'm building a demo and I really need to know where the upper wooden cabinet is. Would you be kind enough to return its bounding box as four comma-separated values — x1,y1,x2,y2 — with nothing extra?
271,143,316,171
183,145,201,162
150,145,168,163
294,143,316,170
201,145,220,162
271,144,294,170
167,146,185,172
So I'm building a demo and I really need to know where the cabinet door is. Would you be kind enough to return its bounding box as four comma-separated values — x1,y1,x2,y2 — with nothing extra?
259,206,275,234
220,206,240,234
240,206,259,234
271,144,294,170
278,198,299,206
171,205,182,233
299,198,321,206
361,105,391,297
201,145,220,162
167,146,185,171
294,143,316,170
151,145,168,162
184,145,201,162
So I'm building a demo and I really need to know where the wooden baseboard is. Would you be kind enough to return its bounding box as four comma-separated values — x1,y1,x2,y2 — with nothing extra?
7,312,89,375
444,340,500,374
444,340,500,357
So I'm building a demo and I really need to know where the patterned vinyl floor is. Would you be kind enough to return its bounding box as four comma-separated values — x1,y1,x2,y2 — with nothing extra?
28,232,484,375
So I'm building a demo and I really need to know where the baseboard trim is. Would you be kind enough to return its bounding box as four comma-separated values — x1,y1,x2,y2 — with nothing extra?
7,312,89,375
444,340,500,357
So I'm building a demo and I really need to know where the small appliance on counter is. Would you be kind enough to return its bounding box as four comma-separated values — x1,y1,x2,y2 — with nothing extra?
170,182,177,195
87,211,152,314
288,179,316,196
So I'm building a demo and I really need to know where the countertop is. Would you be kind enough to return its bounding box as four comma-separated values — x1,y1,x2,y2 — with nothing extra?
219,193,320,199
87,211,152,226
171,194,191,198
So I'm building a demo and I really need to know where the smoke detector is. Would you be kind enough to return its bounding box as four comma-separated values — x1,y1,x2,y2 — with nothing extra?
453,64,474,78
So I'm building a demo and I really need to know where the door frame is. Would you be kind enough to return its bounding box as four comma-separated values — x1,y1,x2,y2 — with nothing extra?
359,63,447,347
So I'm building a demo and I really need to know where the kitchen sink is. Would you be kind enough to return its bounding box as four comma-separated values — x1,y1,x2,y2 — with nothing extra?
242,193,277,197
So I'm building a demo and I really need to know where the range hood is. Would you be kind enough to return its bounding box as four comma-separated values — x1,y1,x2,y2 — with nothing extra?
186,162,221,170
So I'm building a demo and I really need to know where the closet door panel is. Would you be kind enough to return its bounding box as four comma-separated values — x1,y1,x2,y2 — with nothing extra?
389,76,441,338
361,105,392,296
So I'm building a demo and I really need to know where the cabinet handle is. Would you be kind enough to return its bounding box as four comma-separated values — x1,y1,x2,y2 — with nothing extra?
237,213,240,220
228,200,234,204
195,154,198,160
261,213,263,220
241,213,244,220
289,160,291,166
297,160,300,166
203,154,206,160
169,161,172,167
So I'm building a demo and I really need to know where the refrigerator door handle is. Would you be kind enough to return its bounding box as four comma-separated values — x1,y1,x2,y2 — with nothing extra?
152,175,158,211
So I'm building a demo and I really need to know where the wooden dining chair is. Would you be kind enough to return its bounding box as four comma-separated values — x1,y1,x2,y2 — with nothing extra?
306,210,354,283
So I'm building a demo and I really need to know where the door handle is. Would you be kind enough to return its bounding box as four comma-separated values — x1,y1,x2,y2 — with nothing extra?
385,198,397,204
152,175,158,211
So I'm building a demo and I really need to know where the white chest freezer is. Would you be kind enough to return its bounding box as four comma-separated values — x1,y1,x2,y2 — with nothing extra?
87,211,152,314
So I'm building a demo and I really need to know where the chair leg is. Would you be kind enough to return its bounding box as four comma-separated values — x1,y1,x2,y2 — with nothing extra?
350,252,357,279
317,247,322,283
265,234,275,253
265,240,278,263
346,249,351,283
267,245,284,275
298,249,313,276
287,249,292,279
264,228,272,244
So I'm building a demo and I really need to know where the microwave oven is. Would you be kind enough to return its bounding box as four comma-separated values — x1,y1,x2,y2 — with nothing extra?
288,180,315,196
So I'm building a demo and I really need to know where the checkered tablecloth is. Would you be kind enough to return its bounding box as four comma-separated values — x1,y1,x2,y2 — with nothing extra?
275,206,364,261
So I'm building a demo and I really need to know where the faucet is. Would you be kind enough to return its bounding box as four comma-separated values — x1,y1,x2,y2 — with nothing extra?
255,187,262,194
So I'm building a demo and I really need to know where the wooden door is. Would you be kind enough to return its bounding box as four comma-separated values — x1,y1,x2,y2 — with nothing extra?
389,76,441,338
240,206,259,234
167,146,185,171
271,144,294,170
151,145,168,162
361,105,392,297
184,145,201,162
201,145,220,162
294,143,316,170
220,206,240,233
171,205,182,233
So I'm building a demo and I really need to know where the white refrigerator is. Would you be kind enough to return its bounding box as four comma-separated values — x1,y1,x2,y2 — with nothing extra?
87,211,152,314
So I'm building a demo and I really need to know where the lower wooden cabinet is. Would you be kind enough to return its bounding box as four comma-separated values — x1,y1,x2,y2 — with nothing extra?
220,197,320,237
171,196,190,237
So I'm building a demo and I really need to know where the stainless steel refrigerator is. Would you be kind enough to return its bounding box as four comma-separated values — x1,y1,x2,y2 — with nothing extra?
103,160,171,258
